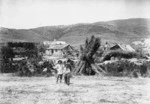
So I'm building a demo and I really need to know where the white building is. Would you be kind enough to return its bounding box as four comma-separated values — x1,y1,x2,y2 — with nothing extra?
45,44,74,57
51,39,66,45
43,39,66,46
44,40,74,57
144,38,150,48
43,41,52,45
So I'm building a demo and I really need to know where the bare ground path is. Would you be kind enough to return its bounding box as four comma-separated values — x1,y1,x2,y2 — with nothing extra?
0,74,150,104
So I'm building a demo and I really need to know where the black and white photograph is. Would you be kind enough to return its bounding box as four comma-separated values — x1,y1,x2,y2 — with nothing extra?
0,0,150,104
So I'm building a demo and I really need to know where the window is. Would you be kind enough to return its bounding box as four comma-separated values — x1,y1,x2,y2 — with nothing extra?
51,49,54,54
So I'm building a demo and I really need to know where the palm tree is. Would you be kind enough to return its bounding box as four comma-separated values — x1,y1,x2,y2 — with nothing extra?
73,35,106,75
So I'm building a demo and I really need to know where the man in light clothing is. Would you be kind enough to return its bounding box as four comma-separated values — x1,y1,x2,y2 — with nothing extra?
54,60,64,83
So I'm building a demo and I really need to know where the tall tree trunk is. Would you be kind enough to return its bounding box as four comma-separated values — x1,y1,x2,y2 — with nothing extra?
74,61,84,73
94,64,106,74
91,64,101,74
79,62,86,74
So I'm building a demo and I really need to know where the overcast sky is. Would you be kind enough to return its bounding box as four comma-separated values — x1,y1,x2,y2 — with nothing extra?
0,0,150,29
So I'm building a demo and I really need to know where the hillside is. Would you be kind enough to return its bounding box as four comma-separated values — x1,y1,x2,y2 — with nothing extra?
0,18,150,45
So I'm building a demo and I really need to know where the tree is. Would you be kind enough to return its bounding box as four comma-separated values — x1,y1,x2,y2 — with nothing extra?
73,35,106,75
36,43,46,57
1,46,14,62
1,46,14,73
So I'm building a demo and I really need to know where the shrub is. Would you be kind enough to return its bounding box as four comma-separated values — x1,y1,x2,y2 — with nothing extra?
102,60,150,77
0,42,46,75
14,58,55,77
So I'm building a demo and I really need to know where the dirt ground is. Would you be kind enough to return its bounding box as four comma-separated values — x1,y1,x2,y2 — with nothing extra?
0,74,150,104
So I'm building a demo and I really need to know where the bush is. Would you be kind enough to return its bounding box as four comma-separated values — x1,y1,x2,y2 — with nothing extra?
102,60,150,77
0,42,46,74
14,58,55,77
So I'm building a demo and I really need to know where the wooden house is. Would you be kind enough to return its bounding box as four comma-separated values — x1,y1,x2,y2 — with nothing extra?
45,44,74,57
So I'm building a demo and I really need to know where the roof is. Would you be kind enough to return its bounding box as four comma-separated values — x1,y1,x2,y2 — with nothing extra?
47,44,70,50
110,44,135,52
119,44,135,52
108,42,118,48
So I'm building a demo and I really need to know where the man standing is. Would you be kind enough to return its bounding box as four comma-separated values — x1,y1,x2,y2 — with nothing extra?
54,60,64,83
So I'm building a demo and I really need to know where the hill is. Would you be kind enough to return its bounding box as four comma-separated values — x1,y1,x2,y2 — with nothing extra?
0,18,150,46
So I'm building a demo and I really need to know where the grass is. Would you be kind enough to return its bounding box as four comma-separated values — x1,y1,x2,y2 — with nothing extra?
0,74,150,104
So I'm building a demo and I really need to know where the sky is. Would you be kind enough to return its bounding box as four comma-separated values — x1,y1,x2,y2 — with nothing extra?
0,0,150,29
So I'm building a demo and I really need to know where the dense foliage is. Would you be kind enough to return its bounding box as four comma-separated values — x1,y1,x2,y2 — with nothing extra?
15,58,55,77
0,42,45,73
101,60,150,77
74,35,106,75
